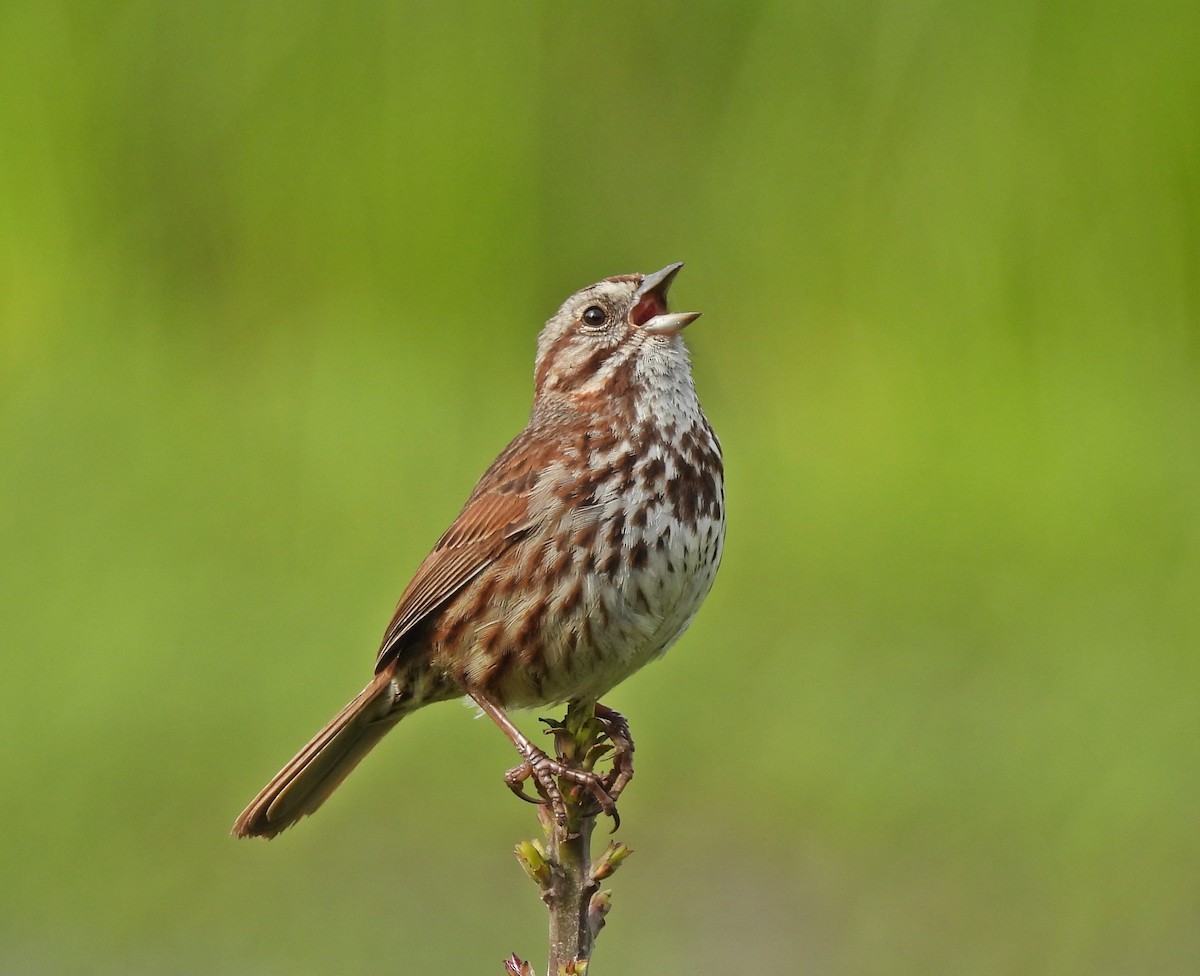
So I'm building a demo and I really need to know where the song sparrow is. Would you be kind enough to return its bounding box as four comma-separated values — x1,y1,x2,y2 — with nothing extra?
233,263,724,838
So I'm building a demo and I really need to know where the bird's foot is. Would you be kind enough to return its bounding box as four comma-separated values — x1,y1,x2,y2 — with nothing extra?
504,747,619,829
469,692,621,830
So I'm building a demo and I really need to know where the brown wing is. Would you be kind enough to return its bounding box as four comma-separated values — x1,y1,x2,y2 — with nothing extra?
374,430,551,671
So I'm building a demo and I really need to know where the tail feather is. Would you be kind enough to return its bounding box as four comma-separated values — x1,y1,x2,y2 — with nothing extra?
232,672,404,839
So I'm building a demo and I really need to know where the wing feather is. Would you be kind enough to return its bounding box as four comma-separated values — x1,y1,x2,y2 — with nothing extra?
374,432,552,670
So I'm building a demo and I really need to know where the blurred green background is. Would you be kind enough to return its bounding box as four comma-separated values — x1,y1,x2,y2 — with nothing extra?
2,2,1197,973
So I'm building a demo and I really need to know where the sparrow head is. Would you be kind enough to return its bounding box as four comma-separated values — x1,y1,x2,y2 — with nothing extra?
534,263,701,397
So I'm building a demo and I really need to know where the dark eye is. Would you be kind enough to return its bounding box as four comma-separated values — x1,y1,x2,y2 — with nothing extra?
581,305,607,328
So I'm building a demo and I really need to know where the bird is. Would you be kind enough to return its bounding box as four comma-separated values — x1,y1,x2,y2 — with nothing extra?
232,263,724,838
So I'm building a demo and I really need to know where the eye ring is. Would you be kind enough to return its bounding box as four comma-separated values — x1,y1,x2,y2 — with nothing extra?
581,305,608,329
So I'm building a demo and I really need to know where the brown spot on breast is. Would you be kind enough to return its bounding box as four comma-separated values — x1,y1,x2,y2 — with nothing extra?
478,645,513,690
435,607,470,651
640,457,666,486
699,470,721,519
607,512,626,551
479,622,505,659
630,421,663,456
629,539,649,570
662,429,725,525
473,575,497,608
664,463,700,523
569,422,618,459
511,596,548,651
613,451,637,494
600,547,621,577
593,426,619,454
579,614,598,654
545,547,572,583
559,578,584,616
574,521,600,549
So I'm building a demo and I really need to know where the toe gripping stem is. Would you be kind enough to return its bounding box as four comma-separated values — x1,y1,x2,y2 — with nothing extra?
470,695,634,830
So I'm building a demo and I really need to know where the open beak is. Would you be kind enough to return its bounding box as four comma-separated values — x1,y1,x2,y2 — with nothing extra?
631,262,701,336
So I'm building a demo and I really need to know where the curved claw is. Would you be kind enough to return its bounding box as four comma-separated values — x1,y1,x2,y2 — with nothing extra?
504,763,549,806
592,789,621,832
595,703,635,802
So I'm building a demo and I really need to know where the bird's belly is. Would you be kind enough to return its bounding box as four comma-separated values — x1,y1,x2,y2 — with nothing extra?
532,513,724,705
451,494,724,710
620,525,721,651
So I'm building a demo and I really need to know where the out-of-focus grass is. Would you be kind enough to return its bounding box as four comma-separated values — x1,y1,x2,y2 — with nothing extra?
2,2,1197,973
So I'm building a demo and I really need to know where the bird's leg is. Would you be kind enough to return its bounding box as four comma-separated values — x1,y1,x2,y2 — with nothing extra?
593,702,635,800
469,693,618,827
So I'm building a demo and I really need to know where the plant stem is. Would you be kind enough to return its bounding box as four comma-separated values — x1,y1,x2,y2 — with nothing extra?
546,763,598,972
510,700,630,976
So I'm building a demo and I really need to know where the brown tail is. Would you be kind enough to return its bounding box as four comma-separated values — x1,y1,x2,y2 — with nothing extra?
232,671,405,839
